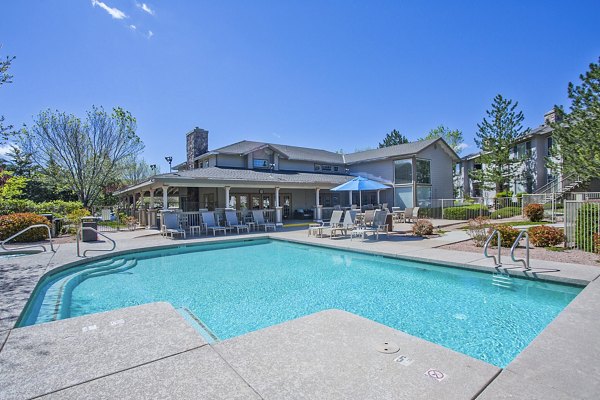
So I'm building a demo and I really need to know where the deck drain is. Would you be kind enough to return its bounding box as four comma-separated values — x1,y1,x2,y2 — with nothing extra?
376,341,400,354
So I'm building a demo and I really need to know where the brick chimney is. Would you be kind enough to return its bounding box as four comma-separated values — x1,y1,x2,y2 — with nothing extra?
544,108,561,125
186,127,208,169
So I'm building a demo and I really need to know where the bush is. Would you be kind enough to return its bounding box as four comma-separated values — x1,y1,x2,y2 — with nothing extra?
0,213,51,242
467,217,491,246
443,205,490,220
593,233,600,254
524,204,545,222
412,219,434,236
66,208,91,223
490,206,522,219
576,203,600,252
0,199,84,218
495,190,513,198
528,225,564,247
488,224,520,247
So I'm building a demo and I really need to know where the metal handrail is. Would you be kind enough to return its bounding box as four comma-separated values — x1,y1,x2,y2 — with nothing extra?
510,230,530,270
534,173,580,196
483,229,502,267
77,227,116,257
0,224,56,253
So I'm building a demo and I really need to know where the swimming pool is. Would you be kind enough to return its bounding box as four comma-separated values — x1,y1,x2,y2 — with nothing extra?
19,238,581,367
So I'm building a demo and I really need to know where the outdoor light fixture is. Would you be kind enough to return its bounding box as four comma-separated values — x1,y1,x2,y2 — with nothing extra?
150,164,157,175
165,156,173,172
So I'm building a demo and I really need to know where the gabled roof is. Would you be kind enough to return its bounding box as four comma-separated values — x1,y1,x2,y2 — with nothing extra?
207,140,344,164
344,138,459,164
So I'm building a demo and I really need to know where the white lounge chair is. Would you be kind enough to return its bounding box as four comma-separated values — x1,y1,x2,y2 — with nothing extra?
309,210,343,237
162,212,186,239
202,212,228,236
252,210,276,232
225,210,249,234
329,210,357,238
351,210,389,240
404,207,420,223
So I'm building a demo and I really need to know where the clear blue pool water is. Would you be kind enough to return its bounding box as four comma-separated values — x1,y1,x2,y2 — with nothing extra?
20,239,581,367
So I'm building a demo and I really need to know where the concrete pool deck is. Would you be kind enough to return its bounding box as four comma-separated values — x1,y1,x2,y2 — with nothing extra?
1,227,600,398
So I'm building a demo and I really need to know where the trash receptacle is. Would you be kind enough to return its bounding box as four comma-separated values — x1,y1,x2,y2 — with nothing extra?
81,217,98,242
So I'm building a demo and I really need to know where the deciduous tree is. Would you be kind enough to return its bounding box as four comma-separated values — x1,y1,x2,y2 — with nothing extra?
423,125,465,154
20,106,145,208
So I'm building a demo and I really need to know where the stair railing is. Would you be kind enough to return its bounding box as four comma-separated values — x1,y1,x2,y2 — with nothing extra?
510,230,530,270
483,229,502,267
1,224,56,253
77,227,116,257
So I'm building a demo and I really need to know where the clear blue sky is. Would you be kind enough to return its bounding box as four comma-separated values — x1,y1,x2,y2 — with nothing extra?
1,1,599,170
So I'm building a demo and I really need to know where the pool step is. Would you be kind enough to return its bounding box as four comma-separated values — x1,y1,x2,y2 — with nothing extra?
492,273,513,289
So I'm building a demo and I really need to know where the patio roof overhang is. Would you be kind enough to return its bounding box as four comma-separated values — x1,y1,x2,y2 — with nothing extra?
114,167,357,196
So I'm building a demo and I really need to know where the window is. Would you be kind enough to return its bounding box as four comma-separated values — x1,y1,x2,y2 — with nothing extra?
333,166,339,172
394,159,412,184
314,164,321,171
417,186,432,207
321,165,332,172
547,136,553,156
253,159,269,168
394,187,413,208
416,159,431,184
204,160,209,168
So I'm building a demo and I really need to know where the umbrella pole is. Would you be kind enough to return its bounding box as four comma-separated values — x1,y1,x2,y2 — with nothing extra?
359,190,362,209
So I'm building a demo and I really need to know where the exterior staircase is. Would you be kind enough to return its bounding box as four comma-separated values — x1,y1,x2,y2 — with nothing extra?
534,173,583,201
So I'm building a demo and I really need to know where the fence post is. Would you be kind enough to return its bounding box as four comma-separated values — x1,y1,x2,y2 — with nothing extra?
441,199,445,220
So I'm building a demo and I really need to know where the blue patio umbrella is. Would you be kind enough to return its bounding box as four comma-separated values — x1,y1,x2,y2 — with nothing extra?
330,176,390,208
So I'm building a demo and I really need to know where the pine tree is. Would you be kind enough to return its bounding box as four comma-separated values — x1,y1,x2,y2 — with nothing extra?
378,129,409,148
470,94,529,192
549,58,600,182
423,125,464,154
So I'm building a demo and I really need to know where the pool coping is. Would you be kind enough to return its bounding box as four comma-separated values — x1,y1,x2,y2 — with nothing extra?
2,230,600,398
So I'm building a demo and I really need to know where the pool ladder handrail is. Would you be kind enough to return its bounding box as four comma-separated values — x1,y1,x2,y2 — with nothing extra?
483,229,502,267
510,229,531,270
0,224,56,253
77,226,116,257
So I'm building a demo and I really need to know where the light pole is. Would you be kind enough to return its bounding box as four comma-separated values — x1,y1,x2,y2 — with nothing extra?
165,156,173,173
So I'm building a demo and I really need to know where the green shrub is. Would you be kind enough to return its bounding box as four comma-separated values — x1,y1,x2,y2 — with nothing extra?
443,205,489,220
528,226,564,247
524,203,544,222
488,224,520,247
495,190,513,198
0,213,51,242
0,199,84,218
575,203,600,252
593,233,600,254
490,206,522,219
412,219,434,236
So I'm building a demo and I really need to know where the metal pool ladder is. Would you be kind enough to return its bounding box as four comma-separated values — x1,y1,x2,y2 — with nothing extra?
510,229,531,270
483,229,502,267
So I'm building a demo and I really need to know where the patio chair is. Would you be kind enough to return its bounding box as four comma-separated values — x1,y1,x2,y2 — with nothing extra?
202,212,228,236
225,210,249,234
351,210,389,241
363,209,376,227
161,212,186,239
382,203,389,211
329,210,357,238
252,210,276,232
402,207,414,223
309,209,343,237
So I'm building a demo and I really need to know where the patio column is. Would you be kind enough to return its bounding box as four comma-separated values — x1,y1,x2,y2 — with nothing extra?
149,189,155,209
377,190,381,206
139,191,146,225
162,186,169,210
275,187,283,226
315,188,322,222
224,186,231,209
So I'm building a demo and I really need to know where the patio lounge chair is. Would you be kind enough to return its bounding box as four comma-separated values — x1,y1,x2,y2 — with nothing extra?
309,209,343,237
404,207,420,223
363,209,376,227
225,210,249,234
252,210,276,232
351,210,389,240
329,210,357,238
162,212,186,239
202,212,228,236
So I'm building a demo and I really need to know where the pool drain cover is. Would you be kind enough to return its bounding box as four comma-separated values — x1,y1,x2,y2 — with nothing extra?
376,341,400,354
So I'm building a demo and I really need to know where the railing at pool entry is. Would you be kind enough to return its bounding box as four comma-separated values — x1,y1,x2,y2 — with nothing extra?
1,224,56,253
510,230,530,270
76,227,117,257
483,229,502,267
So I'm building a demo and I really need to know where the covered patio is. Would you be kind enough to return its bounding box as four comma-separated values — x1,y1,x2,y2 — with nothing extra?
114,168,394,229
